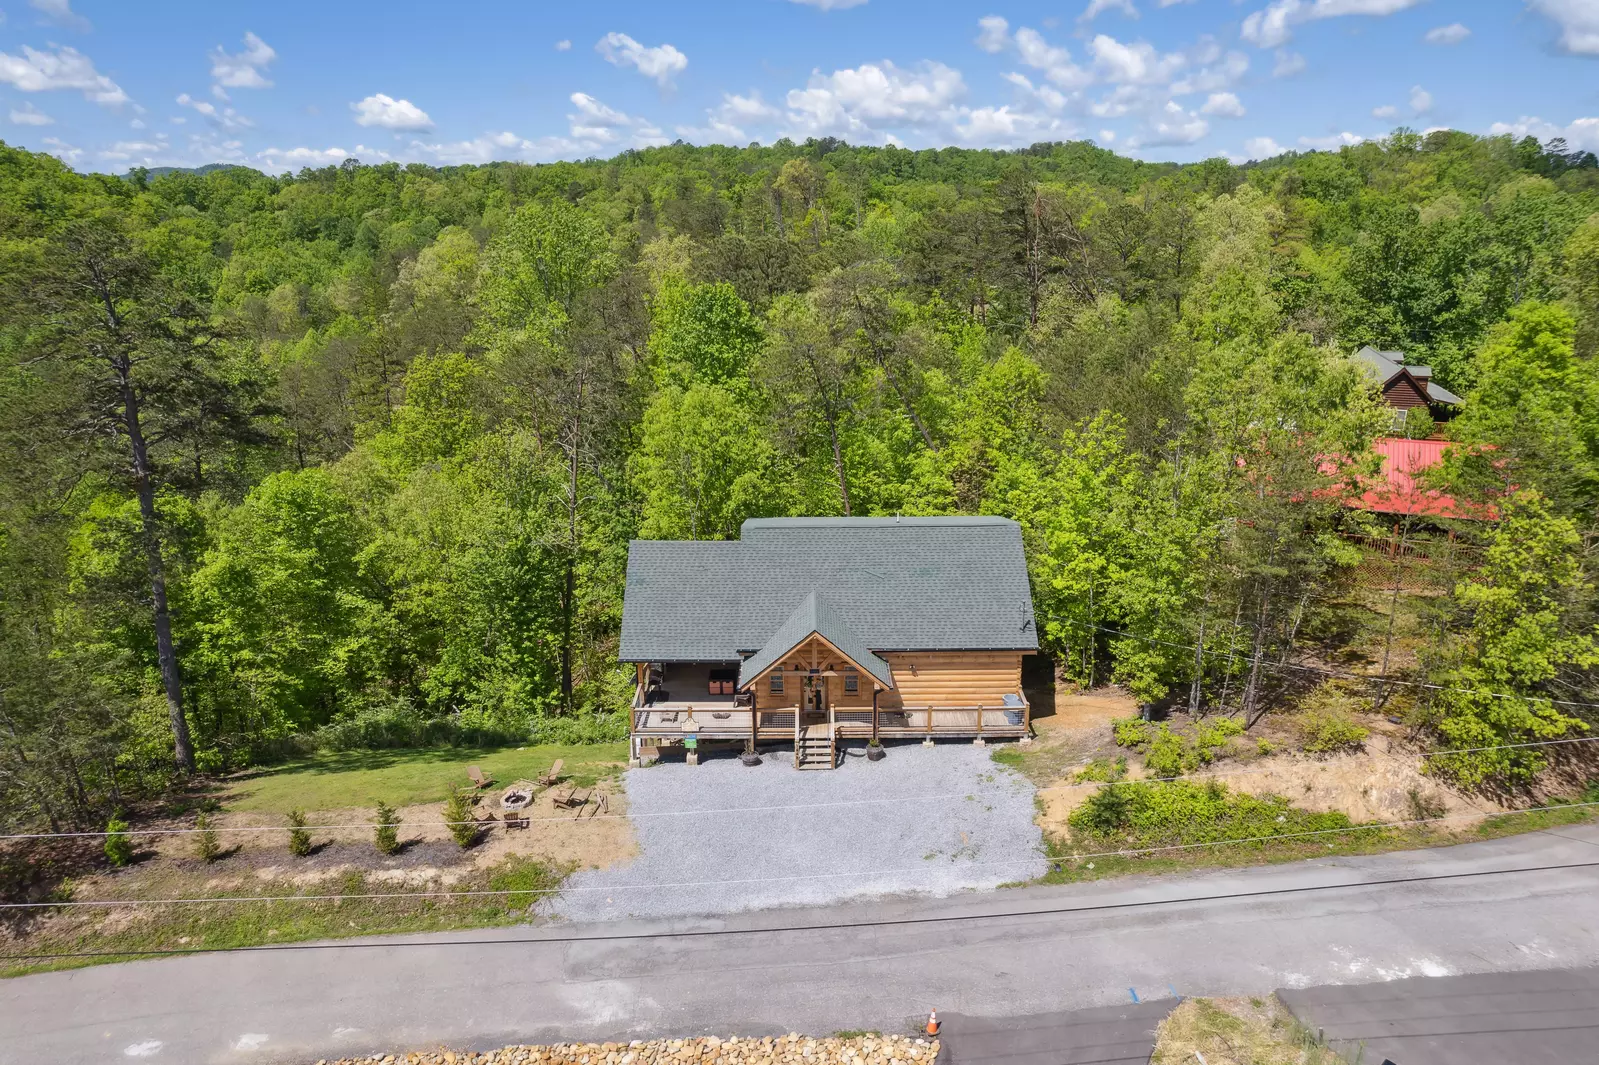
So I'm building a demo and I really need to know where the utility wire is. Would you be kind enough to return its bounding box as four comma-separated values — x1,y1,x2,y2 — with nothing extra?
6,858,1599,962
1049,615,1599,711
8,799,1596,910
3,734,1596,841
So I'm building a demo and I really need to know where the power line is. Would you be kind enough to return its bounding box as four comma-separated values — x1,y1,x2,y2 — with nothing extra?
8,798,1596,911
6,857,1598,963
3,734,1596,842
1049,615,1599,711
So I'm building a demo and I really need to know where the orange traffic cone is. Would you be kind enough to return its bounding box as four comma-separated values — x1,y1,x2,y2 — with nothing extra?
926,1010,940,1036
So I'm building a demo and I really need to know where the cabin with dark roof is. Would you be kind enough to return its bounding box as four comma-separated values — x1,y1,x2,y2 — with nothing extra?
1354,345,1463,431
619,517,1039,769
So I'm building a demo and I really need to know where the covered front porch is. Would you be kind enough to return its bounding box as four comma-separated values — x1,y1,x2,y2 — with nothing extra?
629,689,1031,768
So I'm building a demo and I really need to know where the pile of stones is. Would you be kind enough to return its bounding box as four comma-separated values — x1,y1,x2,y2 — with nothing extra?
315,1032,940,1065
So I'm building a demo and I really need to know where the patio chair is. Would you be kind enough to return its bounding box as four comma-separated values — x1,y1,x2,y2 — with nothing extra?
502,808,529,830
535,759,564,787
466,765,495,789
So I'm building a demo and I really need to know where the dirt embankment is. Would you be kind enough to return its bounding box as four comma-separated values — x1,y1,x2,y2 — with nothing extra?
1023,682,1507,837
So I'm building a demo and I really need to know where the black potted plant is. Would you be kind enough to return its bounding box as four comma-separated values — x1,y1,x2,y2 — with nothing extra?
866,740,885,761
740,740,762,767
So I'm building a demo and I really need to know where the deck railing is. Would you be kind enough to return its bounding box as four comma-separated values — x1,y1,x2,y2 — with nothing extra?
631,698,1030,737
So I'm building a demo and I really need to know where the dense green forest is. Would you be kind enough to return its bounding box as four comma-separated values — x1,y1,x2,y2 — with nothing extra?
3,128,1599,829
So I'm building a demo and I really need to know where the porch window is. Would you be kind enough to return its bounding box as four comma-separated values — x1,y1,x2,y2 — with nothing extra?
769,670,784,694
844,668,859,693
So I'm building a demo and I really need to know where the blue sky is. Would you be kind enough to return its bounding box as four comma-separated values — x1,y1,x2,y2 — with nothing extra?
1,0,1595,173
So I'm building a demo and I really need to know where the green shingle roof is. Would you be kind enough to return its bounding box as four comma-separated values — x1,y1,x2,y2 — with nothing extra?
619,517,1038,677
735,591,895,690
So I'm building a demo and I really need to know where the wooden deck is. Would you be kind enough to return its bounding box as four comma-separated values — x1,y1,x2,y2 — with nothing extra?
630,706,1029,743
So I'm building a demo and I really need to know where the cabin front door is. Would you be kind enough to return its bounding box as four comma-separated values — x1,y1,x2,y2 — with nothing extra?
802,674,828,725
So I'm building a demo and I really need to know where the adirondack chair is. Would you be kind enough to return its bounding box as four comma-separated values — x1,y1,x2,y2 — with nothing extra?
466,765,494,790
536,759,564,787
502,807,529,830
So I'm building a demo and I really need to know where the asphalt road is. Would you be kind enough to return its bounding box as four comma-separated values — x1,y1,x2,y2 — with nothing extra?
6,823,1599,1065
1281,966,1599,1064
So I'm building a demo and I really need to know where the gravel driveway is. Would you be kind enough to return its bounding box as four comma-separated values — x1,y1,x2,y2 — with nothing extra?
546,741,1047,922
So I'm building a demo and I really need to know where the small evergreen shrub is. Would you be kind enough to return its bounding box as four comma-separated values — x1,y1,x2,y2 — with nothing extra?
1074,756,1128,783
1069,780,1358,848
1143,725,1190,777
104,815,134,867
443,789,478,849
1256,738,1277,755
193,811,220,862
1196,716,1245,751
286,809,312,857
373,801,401,855
1300,708,1369,753
1112,717,1152,748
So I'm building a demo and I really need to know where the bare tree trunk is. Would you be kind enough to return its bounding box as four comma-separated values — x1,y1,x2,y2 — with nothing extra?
828,417,851,516
559,375,584,711
851,293,937,452
1377,517,1412,709
116,354,195,773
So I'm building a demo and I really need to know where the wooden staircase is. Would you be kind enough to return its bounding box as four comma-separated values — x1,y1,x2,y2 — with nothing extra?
796,725,836,770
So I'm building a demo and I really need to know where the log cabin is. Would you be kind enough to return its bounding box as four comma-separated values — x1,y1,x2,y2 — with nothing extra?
619,516,1039,769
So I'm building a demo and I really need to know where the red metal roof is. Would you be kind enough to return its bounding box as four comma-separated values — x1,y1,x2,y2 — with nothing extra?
1351,437,1491,520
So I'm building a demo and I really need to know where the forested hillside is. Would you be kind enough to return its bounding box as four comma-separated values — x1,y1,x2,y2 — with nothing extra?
3,129,1598,829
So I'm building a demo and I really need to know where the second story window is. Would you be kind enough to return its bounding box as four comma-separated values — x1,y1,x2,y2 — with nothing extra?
770,670,784,694
844,668,859,693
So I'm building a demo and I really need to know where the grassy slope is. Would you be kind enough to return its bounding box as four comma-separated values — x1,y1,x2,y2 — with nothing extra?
222,741,629,813
1152,997,1345,1064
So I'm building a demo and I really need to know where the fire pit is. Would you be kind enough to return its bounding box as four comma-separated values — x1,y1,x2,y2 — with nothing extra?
501,788,533,811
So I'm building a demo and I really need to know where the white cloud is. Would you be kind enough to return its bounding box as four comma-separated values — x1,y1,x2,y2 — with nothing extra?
1409,85,1432,114
1099,128,1117,141
784,60,966,139
1424,22,1470,45
1244,135,1286,157
1242,0,1301,48
1171,47,1248,94
1201,91,1246,117
1528,0,1599,55
1089,34,1186,84
29,0,88,31
41,135,81,164
1015,27,1094,88
1299,130,1366,149
9,101,52,125
1242,0,1422,49
555,40,572,51
1489,114,1599,153
567,92,667,148
1003,71,1069,111
98,137,173,164
787,0,870,8
975,14,1011,53
175,93,253,131
596,32,688,87
1158,0,1197,5
1128,100,1208,146
1082,0,1139,21
258,145,363,171
679,90,780,142
210,32,276,92
0,45,127,105
953,103,1074,144
1373,103,1398,118
1272,49,1307,76
352,93,434,131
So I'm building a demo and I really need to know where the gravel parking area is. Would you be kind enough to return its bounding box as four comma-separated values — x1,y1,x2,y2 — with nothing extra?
547,741,1046,922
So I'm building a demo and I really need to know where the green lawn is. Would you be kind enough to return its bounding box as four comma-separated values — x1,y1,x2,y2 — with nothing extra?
221,741,629,813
